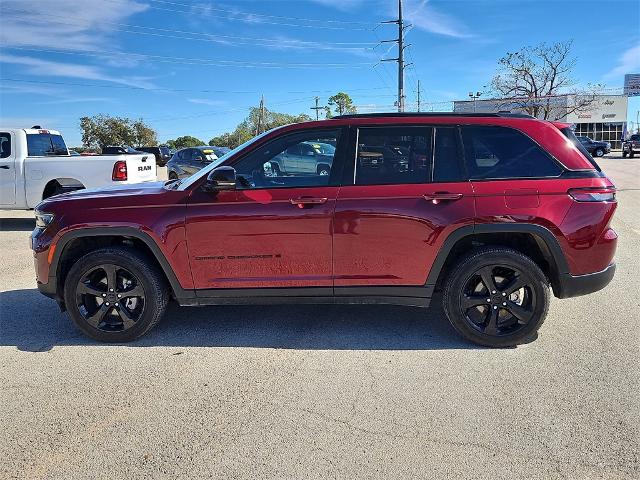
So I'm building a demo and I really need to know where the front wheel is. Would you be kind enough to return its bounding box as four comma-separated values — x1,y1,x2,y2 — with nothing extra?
443,247,550,347
622,150,628,158
594,148,605,157
63,247,169,342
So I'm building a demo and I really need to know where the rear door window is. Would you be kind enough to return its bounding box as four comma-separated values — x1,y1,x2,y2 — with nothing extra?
461,126,561,179
355,126,433,185
0,132,11,158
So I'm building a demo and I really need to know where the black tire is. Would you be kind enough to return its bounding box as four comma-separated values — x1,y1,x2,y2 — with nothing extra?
622,150,628,158
63,247,169,342
168,171,179,180
630,150,635,158
443,247,550,348
594,148,604,157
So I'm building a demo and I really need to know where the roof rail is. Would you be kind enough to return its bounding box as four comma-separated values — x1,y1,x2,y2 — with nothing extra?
332,112,535,119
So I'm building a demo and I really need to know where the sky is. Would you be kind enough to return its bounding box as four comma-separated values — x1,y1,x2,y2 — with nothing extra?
0,0,639,146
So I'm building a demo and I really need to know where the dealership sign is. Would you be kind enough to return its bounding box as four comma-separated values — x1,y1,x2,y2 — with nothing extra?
624,74,640,96
566,95,628,123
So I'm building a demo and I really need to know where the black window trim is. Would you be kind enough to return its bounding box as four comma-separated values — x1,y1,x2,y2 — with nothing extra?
457,123,566,182
226,126,349,191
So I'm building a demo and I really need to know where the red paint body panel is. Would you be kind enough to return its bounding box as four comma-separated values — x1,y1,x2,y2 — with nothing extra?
185,186,338,289
333,182,475,285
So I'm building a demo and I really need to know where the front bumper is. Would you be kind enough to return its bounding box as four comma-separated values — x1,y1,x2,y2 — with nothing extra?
555,263,616,299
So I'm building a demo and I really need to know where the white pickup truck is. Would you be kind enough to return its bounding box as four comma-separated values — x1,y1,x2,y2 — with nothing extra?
0,127,157,210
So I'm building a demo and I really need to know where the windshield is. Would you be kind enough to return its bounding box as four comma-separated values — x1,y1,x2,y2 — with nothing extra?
561,127,601,171
178,127,282,190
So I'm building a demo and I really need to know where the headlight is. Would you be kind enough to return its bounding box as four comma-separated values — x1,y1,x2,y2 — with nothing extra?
35,212,55,229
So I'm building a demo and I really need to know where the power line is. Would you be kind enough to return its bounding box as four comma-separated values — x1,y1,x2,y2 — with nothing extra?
3,46,373,69
145,0,375,27
7,10,376,50
100,0,375,31
0,78,390,96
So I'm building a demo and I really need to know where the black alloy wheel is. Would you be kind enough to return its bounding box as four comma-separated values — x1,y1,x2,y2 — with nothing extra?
594,148,605,157
64,247,168,342
75,264,145,332
443,247,549,347
459,265,535,337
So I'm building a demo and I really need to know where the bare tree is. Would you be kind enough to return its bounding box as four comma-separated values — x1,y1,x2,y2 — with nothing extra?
490,41,601,120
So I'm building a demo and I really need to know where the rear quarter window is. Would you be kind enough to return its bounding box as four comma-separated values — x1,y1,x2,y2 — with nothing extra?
461,126,562,179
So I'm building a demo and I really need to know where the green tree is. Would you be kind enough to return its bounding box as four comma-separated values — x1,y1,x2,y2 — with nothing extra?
165,135,205,149
80,114,157,149
208,106,312,149
131,119,157,147
326,92,356,117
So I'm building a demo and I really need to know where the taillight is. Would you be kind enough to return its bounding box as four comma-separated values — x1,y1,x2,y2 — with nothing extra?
112,160,128,181
568,187,616,202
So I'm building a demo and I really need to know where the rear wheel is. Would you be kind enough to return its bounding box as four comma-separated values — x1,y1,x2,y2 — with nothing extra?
63,247,169,342
443,248,550,347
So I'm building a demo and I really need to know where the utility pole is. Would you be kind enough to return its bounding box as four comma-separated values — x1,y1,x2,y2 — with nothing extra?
256,95,265,135
381,0,409,112
310,96,323,121
416,79,421,112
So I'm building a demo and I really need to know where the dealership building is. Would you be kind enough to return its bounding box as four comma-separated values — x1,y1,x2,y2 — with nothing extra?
453,94,628,149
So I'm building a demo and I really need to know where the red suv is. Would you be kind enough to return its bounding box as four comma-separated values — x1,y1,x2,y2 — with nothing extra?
31,113,617,347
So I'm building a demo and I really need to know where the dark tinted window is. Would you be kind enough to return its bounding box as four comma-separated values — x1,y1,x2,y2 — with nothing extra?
461,126,561,179
232,129,342,189
355,127,432,185
27,134,67,156
0,132,10,159
433,127,464,182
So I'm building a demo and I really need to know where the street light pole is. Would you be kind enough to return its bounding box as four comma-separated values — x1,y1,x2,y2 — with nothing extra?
469,91,482,112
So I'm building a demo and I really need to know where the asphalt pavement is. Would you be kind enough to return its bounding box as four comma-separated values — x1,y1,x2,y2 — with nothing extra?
0,156,638,479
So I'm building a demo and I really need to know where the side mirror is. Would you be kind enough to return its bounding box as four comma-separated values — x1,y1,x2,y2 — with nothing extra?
203,166,236,192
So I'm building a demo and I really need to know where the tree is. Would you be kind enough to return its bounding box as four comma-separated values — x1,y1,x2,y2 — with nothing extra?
326,92,356,117
131,119,157,147
208,106,312,149
165,136,205,149
490,40,600,120
80,114,157,149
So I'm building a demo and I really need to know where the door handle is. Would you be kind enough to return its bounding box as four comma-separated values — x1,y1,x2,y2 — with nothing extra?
423,192,463,204
0,165,9,169
290,197,328,208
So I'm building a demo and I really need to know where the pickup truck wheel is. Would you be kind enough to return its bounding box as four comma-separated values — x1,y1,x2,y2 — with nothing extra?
443,247,550,348
630,150,635,158
63,247,168,342
594,148,605,157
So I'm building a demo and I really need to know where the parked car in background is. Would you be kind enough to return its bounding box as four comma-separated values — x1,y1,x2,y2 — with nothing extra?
166,146,221,179
32,112,617,347
69,150,81,156
622,134,640,158
576,136,610,157
268,140,335,176
136,145,172,167
101,146,143,155
0,127,157,209
208,146,231,158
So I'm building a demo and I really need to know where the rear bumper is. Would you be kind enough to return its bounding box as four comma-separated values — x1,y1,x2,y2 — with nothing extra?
555,263,615,299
